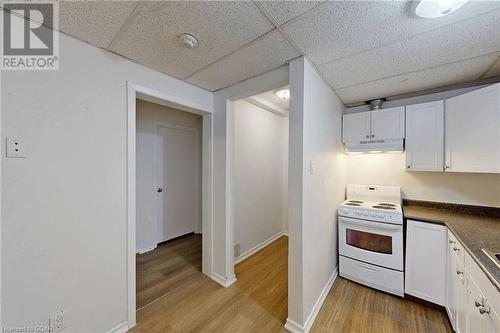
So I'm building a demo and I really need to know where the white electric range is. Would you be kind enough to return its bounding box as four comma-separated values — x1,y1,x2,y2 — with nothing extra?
338,184,404,297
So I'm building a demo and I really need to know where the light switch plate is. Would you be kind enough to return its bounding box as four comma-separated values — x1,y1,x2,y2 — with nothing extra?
6,137,26,158
310,160,316,174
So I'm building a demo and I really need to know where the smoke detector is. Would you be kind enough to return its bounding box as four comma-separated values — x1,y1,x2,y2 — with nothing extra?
177,33,198,49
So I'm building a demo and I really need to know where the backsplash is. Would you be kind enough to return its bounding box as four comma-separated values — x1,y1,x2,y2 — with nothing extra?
345,153,500,208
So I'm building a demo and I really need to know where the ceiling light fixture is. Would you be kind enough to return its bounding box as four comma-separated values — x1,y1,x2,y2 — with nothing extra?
275,89,290,100
412,0,468,18
177,33,198,49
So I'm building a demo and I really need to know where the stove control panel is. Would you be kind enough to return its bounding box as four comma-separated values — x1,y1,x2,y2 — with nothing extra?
338,208,403,224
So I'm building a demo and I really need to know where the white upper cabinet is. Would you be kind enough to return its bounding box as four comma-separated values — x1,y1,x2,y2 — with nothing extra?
370,106,405,141
406,101,444,171
342,106,405,143
342,111,371,142
445,83,500,173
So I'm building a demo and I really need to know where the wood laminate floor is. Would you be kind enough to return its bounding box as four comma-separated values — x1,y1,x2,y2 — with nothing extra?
136,233,202,309
311,278,453,333
132,235,451,333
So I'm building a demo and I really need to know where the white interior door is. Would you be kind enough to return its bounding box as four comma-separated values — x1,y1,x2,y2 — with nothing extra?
155,124,200,243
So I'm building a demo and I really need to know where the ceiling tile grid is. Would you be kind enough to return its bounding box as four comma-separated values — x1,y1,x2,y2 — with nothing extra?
319,10,500,90
282,0,500,65
257,0,323,26
57,0,500,103
109,1,275,79
336,53,499,104
186,30,300,91
59,1,138,48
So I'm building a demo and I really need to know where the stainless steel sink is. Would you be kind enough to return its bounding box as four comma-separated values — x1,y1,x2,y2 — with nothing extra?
482,249,500,269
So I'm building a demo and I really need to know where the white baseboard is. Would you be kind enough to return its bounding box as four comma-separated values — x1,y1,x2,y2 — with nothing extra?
137,245,157,254
211,272,237,288
284,266,339,333
106,321,128,333
284,319,304,333
234,231,287,264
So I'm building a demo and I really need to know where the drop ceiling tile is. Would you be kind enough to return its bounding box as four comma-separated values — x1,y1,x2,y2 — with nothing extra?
320,10,500,89
258,0,323,25
336,53,499,105
110,1,274,79
186,30,299,91
283,1,500,65
59,1,138,48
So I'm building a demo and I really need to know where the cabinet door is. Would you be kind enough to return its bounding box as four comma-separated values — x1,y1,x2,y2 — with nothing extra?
342,111,371,142
466,272,499,333
370,106,405,141
406,101,444,171
445,83,500,173
446,232,466,332
405,220,447,305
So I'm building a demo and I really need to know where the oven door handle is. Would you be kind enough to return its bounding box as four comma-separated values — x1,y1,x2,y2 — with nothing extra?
341,217,402,231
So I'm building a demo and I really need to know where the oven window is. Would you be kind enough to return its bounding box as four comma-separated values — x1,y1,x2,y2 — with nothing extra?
346,228,392,254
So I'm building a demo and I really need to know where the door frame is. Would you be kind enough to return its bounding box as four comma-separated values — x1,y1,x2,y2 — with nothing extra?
153,122,202,244
127,82,213,329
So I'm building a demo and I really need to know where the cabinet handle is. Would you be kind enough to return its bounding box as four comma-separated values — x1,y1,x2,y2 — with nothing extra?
366,135,370,139
456,270,463,275
407,165,411,169
453,247,460,252
479,305,490,315
449,240,455,244
371,134,375,138
475,300,483,308
445,165,450,169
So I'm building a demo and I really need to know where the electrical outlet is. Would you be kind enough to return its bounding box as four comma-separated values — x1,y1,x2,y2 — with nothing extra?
49,311,64,332
6,137,26,158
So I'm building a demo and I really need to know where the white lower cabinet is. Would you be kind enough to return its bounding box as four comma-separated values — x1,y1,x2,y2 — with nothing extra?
407,223,500,332
405,220,447,305
465,271,500,333
447,231,466,332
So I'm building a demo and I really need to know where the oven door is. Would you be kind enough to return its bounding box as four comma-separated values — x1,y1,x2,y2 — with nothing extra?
339,216,403,271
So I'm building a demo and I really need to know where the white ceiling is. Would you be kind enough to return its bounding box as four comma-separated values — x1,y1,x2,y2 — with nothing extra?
59,1,500,105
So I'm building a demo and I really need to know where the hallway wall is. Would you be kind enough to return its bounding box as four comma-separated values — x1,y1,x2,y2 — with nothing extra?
232,99,288,260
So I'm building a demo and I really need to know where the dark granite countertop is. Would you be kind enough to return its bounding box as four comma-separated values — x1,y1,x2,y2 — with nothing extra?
403,200,500,290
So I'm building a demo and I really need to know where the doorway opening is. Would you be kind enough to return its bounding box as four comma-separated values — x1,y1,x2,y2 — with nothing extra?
231,85,290,324
135,99,203,310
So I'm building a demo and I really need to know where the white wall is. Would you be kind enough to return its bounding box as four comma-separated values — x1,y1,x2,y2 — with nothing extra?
1,23,213,332
136,100,202,253
346,153,500,207
233,100,288,258
287,57,346,331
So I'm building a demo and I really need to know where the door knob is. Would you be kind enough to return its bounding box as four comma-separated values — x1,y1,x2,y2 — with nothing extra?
157,187,163,193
